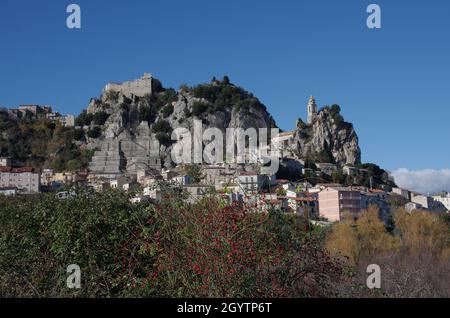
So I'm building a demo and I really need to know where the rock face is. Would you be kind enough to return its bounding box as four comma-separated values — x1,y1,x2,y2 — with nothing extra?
85,75,277,174
84,74,361,175
292,105,361,165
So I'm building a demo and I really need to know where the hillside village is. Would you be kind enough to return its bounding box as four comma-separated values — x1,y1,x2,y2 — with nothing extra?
0,74,449,223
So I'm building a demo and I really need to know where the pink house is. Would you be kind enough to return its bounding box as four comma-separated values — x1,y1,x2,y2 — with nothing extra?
318,187,362,222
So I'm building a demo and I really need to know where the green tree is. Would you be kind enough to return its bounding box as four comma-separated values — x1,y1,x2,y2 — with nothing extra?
161,104,174,118
92,111,109,125
75,111,93,127
87,127,102,139
184,164,204,184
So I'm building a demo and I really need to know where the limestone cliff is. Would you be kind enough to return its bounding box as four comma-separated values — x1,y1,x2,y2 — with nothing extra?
83,74,361,175
84,75,277,173
292,104,361,165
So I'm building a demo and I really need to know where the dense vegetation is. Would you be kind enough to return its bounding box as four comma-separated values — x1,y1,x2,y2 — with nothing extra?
326,206,450,297
189,76,268,117
152,119,173,144
0,188,448,298
0,112,93,171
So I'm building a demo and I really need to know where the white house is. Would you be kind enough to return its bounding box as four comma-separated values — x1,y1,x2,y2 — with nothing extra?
0,157,11,167
237,172,270,193
143,186,162,201
392,187,411,200
315,163,338,176
110,176,134,191
0,186,17,196
0,167,40,194
171,174,193,186
433,192,450,211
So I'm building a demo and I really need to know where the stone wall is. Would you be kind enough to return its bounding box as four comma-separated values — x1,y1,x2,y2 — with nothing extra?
103,73,153,98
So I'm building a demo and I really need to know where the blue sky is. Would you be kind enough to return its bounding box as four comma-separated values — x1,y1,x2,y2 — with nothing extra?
0,0,449,182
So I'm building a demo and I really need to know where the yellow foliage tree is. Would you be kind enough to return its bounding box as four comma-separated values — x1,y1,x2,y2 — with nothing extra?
394,209,449,256
326,206,399,265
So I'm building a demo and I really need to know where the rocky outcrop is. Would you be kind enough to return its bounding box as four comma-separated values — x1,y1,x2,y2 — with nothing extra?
84,75,277,173
83,74,361,175
292,106,361,166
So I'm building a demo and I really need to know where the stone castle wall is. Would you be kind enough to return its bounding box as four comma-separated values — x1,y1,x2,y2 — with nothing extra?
103,73,153,98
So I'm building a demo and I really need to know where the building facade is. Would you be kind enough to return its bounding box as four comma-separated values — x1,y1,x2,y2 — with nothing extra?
432,192,450,211
318,187,362,222
0,157,11,167
0,167,40,193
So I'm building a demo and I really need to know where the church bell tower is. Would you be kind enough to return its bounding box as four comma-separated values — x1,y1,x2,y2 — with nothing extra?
307,95,318,124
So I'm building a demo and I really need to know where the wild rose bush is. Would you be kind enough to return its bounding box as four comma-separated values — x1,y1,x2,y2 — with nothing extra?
118,193,346,298
0,187,347,298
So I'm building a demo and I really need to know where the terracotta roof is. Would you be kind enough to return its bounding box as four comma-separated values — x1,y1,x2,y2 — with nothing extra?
0,186,17,191
1,167,37,173
239,171,258,176
369,189,386,193
289,197,317,202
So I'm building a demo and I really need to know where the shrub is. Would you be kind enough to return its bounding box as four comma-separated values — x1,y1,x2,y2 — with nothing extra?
118,197,346,297
73,128,85,141
92,111,109,125
152,79,164,93
152,120,171,134
190,77,265,115
87,126,102,139
191,101,210,117
138,105,156,123
152,120,172,144
161,105,174,118
75,111,93,127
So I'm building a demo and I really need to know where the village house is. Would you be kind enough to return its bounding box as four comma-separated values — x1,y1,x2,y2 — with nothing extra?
360,189,390,217
137,168,163,186
161,169,180,181
110,176,135,191
392,187,411,200
315,163,338,176
214,171,238,191
410,193,445,211
143,186,162,202
309,183,342,194
286,195,318,217
271,131,295,157
40,169,55,186
220,191,244,204
0,167,41,194
171,174,193,186
277,179,296,192
18,105,51,120
318,187,362,222
0,157,11,167
405,202,423,213
343,165,359,176
53,172,75,184
432,192,450,211
92,181,110,192
262,194,289,212
183,184,215,203
237,172,276,194
0,186,18,196
201,165,238,190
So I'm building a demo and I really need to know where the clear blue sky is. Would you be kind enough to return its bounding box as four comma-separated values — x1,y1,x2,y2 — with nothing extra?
1,0,449,172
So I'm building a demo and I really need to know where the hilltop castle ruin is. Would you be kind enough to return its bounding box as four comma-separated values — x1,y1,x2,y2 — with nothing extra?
103,73,153,98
